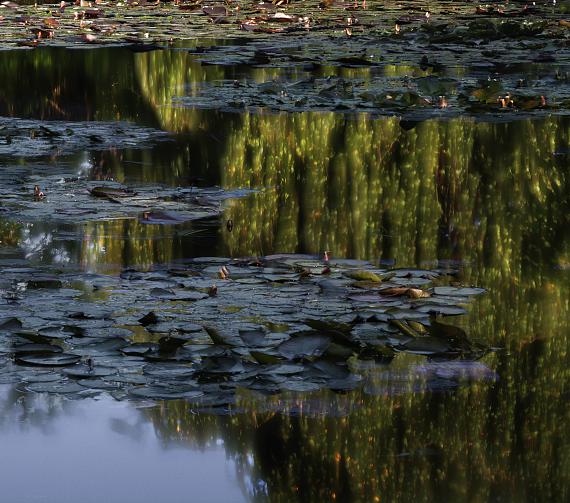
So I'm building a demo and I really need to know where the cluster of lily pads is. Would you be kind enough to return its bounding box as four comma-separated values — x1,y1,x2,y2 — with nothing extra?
0,253,492,407
0,0,566,51
0,117,169,158
0,117,252,224
174,70,567,118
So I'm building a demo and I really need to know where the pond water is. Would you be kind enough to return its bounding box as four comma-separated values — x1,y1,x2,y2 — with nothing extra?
0,46,568,502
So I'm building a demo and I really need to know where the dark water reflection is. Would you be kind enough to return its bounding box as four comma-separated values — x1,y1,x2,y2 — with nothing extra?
0,47,568,502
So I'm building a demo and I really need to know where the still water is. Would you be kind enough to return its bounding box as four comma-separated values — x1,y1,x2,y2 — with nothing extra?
0,46,568,502
0,388,246,503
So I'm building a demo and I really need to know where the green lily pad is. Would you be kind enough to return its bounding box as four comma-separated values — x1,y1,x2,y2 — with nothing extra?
400,337,451,355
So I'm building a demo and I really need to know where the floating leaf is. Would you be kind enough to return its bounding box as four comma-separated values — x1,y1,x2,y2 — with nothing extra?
13,343,63,355
344,270,385,282
62,365,115,378
381,287,431,298
89,186,136,199
202,5,228,17
250,351,282,364
27,277,62,289
16,353,81,367
279,335,331,360
281,380,321,392
433,286,486,296
0,317,22,332
26,382,85,394
129,385,204,400
204,325,232,345
121,343,158,356
389,319,420,339
401,337,451,355
139,311,159,326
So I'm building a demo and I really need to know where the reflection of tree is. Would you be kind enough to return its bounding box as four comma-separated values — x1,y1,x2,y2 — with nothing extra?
79,220,179,275
0,385,69,435
116,109,567,502
141,327,568,502
0,46,568,501
220,114,569,271
0,48,157,123
0,220,21,247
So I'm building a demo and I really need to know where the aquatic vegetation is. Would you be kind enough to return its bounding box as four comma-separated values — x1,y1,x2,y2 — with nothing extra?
0,253,489,401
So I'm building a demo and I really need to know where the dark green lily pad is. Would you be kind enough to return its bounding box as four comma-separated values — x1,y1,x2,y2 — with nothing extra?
121,343,159,356
38,325,85,339
279,335,331,360
432,286,486,296
0,317,22,332
27,277,63,289
15,353,81,367
25,382,85,394
62,365,116,378
400,337,451,355
281,380,321,392
416,305,468,316
143,363,195,379
13,343,63,355
129,385,204,400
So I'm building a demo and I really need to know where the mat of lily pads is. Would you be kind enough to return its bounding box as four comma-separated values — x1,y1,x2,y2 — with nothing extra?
0,253,495,409
0,0,568,54
0,117,250,223
0,171,250,224
173,69,570,119
0,116,169,158
1,2,568,118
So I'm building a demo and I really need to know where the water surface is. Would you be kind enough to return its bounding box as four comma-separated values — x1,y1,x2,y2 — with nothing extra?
0,47,568,502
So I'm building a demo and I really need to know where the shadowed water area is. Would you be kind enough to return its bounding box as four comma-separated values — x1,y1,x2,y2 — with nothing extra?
0,44,569,502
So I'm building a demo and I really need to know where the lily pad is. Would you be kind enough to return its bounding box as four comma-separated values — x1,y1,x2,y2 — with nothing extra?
400,337,451,355
279,335,331,360
15,353,81,367
62,365,116,378
432,287,486,296
129,385,204,400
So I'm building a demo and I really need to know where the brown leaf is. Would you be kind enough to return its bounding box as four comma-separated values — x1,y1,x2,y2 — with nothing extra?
380,287,431,299
84,8,102,18
218,266,230,280
407,288,431,299
43,18,60,28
